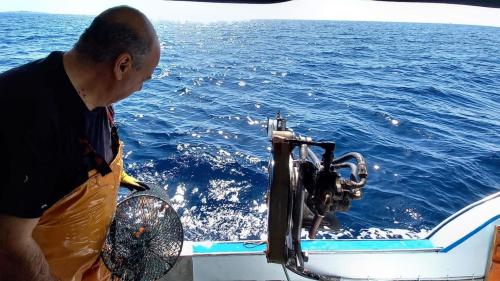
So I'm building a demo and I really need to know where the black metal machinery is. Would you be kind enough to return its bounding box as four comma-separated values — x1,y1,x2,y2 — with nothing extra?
266,113,367,279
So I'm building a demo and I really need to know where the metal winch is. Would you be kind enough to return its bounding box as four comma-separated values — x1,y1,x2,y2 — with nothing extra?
266,113,367,279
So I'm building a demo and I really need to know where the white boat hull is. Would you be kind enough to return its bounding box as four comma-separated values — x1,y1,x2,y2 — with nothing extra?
162,192,500,280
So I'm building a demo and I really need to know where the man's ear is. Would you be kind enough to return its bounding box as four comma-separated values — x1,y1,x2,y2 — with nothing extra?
113,53,133,81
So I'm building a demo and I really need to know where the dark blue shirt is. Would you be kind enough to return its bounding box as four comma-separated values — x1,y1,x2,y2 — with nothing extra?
0,51,114,218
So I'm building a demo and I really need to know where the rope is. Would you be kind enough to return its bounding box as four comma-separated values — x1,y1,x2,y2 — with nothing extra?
282,264,291,281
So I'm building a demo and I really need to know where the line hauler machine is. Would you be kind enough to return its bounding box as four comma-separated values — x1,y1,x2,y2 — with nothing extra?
266,113,367,280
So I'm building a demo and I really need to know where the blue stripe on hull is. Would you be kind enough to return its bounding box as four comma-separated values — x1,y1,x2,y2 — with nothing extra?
439,214,500,253
193,239,435,254
302,239,434,251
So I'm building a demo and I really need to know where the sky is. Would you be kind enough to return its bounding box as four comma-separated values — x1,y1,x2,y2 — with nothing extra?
1,0,500,27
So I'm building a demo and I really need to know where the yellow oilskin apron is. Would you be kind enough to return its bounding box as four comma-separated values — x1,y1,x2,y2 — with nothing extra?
32,142,124,281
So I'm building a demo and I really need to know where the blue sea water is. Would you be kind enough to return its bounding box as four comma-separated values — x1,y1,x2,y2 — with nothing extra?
1,12,499,241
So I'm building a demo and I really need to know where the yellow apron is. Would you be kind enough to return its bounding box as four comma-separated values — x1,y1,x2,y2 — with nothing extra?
32,142,124,281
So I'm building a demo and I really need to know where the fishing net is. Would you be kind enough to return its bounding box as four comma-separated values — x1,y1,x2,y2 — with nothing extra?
102,192,183,281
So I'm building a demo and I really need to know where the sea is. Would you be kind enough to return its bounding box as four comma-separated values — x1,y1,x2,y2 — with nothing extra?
1,12,499,241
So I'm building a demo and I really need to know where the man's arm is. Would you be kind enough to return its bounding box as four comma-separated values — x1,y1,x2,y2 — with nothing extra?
0,214,58,281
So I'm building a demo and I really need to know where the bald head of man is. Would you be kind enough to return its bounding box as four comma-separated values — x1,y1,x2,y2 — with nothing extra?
64,6,161,109
75,5,157,69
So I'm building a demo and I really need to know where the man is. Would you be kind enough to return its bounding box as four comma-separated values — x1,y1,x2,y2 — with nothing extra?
0,6,160,281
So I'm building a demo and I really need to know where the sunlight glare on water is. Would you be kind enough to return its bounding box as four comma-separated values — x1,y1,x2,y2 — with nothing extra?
1,13,499,240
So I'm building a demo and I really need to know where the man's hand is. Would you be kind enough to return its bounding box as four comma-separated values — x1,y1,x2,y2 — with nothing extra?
0,214,59,281
120,171,150,192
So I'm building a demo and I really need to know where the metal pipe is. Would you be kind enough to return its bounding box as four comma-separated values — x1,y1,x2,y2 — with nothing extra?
308,214,324,239
332,152,367,178
341,177,367,189
300,144,308,161
332,152,365,167
333,162,357,180
307,147,322,170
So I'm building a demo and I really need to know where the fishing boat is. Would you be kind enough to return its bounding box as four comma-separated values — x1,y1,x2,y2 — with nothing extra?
171,192,500,280
97,1,500,280
105,114,499,281
156,114,499,281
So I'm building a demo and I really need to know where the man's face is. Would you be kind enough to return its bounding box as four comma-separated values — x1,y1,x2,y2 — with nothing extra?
113,41,161,103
